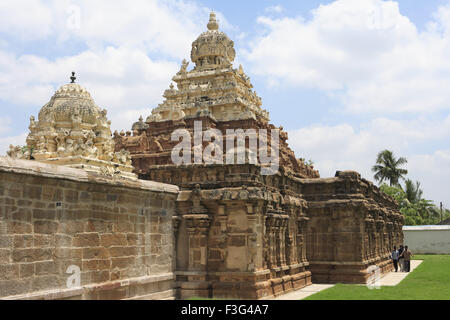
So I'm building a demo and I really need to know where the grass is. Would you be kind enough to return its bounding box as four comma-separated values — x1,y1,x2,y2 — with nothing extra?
305,255,450,300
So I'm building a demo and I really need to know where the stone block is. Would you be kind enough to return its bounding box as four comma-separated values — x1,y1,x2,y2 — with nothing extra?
0,264,19,280
106,194,118,202
13,235,33,248
0,235,12,248
111,257,135,269
22,185,42,200
17,199,32,207
58,221,85,234
54,248,83,260
85,220,112,233
83,247,110,260
113,222,134,233
33,209,56,220
10,208,32,222
35,261,57,275
55,234,72,247
90,270,110,284
34,220,58,234
82,259,111,271
64,189,79,203
73,233,100,247
19,263,35,278
80,192,92,201
6,186,21,198
12,248,52,263
42,187,58,201
0,279,31,297
109,246,137,258
34,234,55,247
150,234,162,243
31,275,62,292
100,233,128,247
7,221,32,234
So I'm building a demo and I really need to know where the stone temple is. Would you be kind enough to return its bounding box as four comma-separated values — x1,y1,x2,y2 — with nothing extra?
0,13,403,300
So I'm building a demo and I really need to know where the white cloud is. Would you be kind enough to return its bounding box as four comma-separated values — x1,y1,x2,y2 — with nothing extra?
0,47,179,113
0,0,208,59
265,5,284,14
288,116,450,206
109,108,153,133
245,0,450,115
0,0,221,131
0,0,53,40
409,150,450,208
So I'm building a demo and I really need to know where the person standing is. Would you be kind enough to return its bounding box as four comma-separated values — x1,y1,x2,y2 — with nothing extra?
391,246,399,272
398,245,405,272
403,246,413,272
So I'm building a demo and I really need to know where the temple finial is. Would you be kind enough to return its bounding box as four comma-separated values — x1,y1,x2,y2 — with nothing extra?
207,11,219,31
70,71,76,83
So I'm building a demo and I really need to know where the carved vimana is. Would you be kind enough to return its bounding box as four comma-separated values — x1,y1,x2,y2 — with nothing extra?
7,72,135,178
147,12,268,123
121,12,319,178
117,11,321,300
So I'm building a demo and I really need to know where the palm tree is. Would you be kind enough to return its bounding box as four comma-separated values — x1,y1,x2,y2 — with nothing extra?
371,150,408,186
403,179,423,204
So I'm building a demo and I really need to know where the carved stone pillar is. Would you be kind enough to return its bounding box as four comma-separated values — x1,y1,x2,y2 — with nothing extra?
246,203,258,272
365,218,375,261
172,215,181,271
279,215,289,267
275,216,282,268
297,215,309,264
185,214,211,271
376,219,384,260
265,214,277,271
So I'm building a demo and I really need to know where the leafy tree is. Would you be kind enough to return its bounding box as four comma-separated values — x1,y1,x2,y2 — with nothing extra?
372,150,408,186
380,184,441,226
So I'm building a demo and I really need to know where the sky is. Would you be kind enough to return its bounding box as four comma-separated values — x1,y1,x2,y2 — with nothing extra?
0,0,450,208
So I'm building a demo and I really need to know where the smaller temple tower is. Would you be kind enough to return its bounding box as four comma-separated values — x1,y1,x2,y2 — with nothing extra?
7,73,135,179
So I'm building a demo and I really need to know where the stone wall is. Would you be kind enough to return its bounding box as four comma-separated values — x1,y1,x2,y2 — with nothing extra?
302,171,404,283
0,157,178,300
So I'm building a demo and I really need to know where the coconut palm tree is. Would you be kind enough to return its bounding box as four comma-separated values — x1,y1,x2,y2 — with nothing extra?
403,179,423,204
371,150,408,186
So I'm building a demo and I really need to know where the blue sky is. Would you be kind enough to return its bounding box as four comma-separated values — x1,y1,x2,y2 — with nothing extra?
1,0,450,208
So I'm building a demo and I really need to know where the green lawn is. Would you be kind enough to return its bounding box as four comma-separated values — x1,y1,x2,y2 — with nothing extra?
306,255,450,300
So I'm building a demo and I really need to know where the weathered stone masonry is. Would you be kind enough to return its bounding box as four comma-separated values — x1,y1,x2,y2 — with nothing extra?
303,171,404,283
0,157,178,300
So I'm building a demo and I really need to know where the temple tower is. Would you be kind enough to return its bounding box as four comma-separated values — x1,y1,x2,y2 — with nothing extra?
118,12,317,299
7,73,135,179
